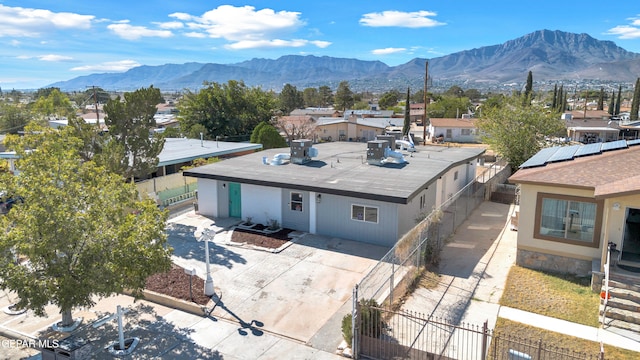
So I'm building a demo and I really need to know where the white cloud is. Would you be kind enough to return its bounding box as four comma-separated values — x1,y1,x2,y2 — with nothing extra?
10,40,20,46
360,10,445,28
226,39,312,50
39,54,73,62
107,23,173,40
224,39,331,50
155,21,183,30
169,12,194,22
70,60,140,72
606,16,640,39
372,47,406,55
195,5,304,41
606,25,640,39
185,32,206,38
0,4,93,37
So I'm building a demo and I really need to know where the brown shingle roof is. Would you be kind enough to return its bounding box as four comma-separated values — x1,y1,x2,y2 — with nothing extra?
509,145,640,199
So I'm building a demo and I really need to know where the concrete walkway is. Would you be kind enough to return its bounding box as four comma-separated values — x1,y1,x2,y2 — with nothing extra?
403,201,640,354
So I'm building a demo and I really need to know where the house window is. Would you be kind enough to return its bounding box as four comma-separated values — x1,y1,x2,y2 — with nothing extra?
419,194,426,210
351,204,378,223
454,171,458,181
534,193,603,247
461,129,471,136
291,192,303,211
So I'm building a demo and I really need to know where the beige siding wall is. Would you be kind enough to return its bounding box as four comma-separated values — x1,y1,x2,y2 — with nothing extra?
518,184,600,261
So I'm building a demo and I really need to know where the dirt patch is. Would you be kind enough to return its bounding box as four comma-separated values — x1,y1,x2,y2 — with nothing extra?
145,264,211,305
230,227,293,249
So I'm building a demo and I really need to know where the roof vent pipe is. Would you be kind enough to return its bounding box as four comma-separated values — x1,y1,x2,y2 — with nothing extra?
200,132,204,147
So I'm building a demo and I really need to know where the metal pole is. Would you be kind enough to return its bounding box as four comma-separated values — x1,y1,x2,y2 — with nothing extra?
204,229,215,296
117,305,125,350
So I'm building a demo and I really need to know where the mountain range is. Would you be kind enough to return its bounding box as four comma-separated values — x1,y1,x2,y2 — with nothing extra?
48,29,640,92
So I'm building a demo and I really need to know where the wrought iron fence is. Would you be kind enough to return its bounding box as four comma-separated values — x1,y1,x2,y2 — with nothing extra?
354,305,604,360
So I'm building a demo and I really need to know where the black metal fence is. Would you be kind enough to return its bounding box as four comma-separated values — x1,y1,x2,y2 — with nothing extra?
355,305,604,360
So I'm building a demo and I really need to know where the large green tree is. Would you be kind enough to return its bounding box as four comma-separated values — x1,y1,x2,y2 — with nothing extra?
103,86,165,180
31,88,76,120
318,86,333,107
279,84,304,115
524,71,533,106
334,81,354,111
178,80,277,141
250,122,287,149
0,103,31,134
476,96,565,170
378,90,400,110
615,85,622,115
427,95,472,118
631,78,640,121
0,124,172,327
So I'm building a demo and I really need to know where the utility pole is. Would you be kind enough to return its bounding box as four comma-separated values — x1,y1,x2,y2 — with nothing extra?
422,61,429,145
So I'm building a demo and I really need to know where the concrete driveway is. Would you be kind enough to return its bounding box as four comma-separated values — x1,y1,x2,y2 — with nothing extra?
166,210,390,351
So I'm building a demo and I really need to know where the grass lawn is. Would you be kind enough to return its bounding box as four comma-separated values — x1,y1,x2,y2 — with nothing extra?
492,318,639,360
500,265,600,326
497,265,640,358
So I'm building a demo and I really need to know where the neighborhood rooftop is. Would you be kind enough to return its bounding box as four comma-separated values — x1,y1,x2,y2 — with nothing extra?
184,142,485,204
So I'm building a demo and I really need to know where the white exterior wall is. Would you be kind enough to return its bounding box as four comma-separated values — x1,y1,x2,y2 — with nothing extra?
242,184,282,226
197,179,218,217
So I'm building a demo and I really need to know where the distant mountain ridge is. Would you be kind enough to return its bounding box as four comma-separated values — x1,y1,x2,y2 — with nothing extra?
48,29,640,92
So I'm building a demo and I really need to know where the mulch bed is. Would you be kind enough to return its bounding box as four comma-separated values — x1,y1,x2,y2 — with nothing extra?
230,227,293,249
145,264,211,305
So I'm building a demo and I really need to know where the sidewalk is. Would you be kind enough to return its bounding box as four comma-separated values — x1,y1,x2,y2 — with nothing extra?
404,201,640,353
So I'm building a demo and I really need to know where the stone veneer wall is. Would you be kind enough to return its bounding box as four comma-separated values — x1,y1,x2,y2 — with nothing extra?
516,249,593,277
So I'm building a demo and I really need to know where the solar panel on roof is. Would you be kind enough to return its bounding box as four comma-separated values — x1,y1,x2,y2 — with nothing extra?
520,146,560,168
547,145,580,163
601,140,627,152
574,142,602,157
627,139,640,147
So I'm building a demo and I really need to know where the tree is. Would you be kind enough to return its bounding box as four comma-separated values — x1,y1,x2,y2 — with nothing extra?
427,95,472,118
378,90,400,110
444,85,464,97
524,71,533,106
631,78,640,121
597,87,605,111
608,90,615,116
551,84,558,110
103,86,165,180
402,87,411,136
178,80,277,141
0,124,172,327
476,96,565,170
464,89,482,102
0,103,31,134
302,87,319,107
275,116,317,142
278,84,304,115
31,88,76,120
615,85,622,115
334,81,354,111
318,86,333,107
250,122,287,149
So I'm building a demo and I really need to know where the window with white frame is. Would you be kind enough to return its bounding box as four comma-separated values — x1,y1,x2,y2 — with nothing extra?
461,129,472,136
291,192,303,211
351,204,378,223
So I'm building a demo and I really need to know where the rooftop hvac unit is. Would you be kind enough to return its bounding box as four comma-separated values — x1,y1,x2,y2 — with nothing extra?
367,140,388,165
375,135,396,150
290,139,315,164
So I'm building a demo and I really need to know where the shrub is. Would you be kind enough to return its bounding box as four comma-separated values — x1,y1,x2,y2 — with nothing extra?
341,299,385,346
341,313,353,345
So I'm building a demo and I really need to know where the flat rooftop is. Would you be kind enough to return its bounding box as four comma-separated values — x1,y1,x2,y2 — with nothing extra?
158,138,262,167
184,142,485,204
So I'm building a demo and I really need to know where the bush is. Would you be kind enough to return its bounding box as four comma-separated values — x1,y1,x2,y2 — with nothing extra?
341,313,353,345
341,299,385,346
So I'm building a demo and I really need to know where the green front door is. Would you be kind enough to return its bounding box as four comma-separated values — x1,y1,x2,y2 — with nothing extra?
228,182,241,218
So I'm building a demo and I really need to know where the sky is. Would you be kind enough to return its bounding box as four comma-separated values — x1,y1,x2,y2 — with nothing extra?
1,1,640,90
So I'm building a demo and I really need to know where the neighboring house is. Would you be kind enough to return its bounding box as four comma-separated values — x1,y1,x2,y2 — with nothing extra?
509,139,640,284
315,114,396,142
427,117,479,143
184,140,484,247
562,114,619,143
289,108,341,119
410,103,426,124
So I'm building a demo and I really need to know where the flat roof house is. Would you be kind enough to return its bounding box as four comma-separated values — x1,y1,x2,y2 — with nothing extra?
184,140,485,247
